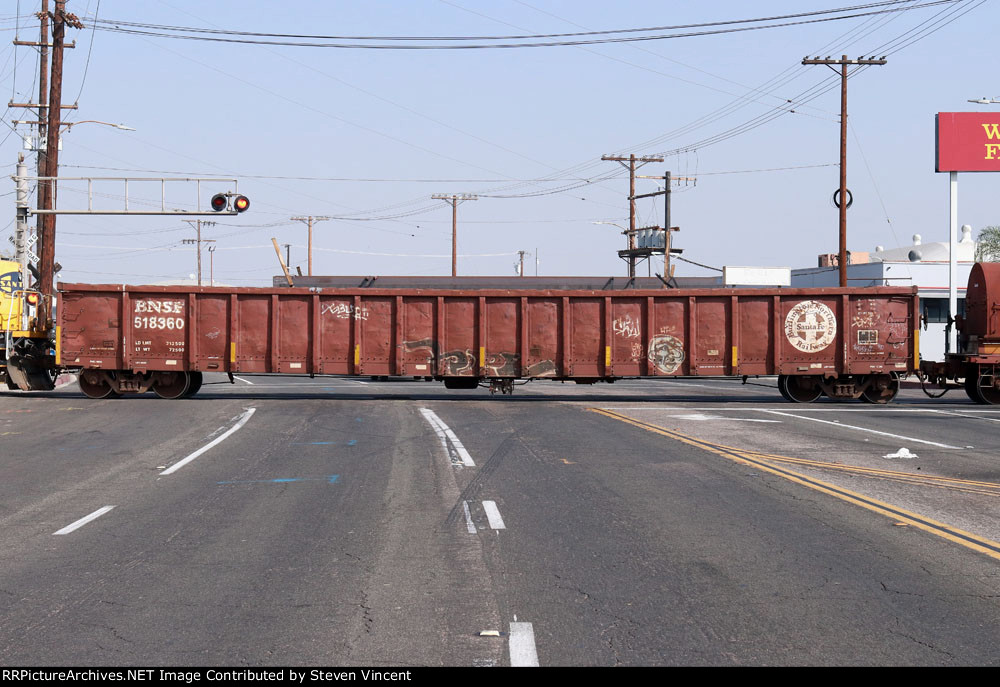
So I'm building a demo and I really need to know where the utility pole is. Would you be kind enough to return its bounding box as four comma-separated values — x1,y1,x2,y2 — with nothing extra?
631,171,693,286
602,154,663,277
283,243,292,270
516,250,528,277
34,0,49,272
182,219,215,285
30,0,81,325
432,194,477,277
290,216,329,276
38,1,64,324
802,54,886,287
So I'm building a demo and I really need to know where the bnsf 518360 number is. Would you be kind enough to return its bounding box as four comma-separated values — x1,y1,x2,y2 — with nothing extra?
134,316,185,330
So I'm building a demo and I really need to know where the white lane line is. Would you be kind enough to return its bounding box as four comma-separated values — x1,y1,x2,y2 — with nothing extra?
509,622,539,667
233,376,254,385
426,413,473,467
419,408,475,467
930,409,1000,423
53,506,115,535
421,409,453,461
160,407,257,475
665,413,780,423
482,501,506,530
759,410,963,449
462,501,477,534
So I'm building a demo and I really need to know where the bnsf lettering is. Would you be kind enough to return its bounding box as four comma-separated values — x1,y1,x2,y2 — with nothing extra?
134,316,185,330
134,300,184,314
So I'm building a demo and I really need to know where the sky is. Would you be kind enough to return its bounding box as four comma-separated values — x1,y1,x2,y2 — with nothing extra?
0,0,997,286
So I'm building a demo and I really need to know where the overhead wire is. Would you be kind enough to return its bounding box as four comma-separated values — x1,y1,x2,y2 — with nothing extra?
87,2,959,49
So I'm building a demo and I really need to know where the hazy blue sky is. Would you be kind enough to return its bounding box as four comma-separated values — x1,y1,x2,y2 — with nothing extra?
1,1,997,285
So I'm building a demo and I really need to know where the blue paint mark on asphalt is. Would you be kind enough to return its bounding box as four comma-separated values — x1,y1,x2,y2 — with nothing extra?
347,439,357,446
217,475,340,486
290,441,335,445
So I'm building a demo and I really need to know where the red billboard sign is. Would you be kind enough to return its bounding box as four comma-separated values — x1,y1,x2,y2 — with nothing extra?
937,112,1000,172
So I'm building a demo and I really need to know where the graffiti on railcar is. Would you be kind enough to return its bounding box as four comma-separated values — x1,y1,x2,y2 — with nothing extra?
613,314,641,339
484,352,519,377
441,349,475,375
526,359,557,377
322,303,369,320
403,338,437,357
648,334,685,374
784,300,836,353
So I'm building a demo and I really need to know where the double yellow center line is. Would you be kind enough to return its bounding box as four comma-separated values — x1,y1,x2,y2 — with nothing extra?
590,408,1000,562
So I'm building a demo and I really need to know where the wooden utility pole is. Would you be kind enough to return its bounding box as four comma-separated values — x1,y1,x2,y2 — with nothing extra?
602,154,663,277
516,250,528,277
38,0,66,324
631,171,693,286
35,0,49,262
802,54,886,287
291,216,330,276
432,194,477,277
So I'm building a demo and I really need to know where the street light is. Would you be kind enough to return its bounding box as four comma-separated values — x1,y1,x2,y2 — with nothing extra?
967,97,1000,104
61,120,136,132
592,221,628,233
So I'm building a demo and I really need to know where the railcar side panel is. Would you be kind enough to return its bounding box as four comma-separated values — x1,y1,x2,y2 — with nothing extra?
738,297,774,376
442,297,477,377
525,298,560,378
484,297,520,377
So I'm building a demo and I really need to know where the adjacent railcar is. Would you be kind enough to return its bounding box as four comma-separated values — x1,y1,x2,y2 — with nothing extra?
921,262,1000,403
57,282,918,402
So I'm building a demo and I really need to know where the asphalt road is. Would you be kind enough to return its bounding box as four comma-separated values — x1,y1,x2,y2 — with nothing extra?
1,374,998,666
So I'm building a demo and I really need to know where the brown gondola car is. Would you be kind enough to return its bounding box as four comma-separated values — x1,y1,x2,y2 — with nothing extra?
56,281,918,403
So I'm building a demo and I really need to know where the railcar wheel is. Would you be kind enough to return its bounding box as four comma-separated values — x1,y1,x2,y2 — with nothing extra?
78,371,115,399
182,371,203,398
965,374,988,404
976,374,1000,405
153,371,190,400
780,375,821,403
861,377,899,404
777,375,792,402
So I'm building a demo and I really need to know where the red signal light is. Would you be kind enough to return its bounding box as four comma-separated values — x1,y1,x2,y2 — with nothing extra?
233,195,250,213
210,193,228,212
25,292,39,305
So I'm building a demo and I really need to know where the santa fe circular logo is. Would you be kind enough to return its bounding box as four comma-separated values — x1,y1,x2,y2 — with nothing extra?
784,300,837,353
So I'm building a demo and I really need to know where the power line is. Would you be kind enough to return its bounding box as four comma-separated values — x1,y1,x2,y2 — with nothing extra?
87,3,952,48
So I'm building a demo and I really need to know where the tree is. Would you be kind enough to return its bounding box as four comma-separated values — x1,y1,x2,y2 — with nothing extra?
975,226,1000,262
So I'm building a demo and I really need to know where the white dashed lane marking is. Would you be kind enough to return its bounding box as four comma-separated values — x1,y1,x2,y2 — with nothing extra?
419,408,475,467
53,506,115,535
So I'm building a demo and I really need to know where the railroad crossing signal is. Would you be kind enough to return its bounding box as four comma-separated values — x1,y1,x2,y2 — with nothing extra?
211,193,250,213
